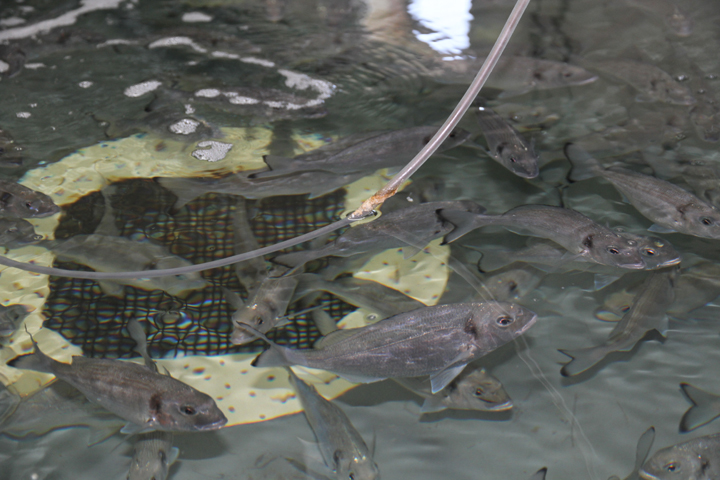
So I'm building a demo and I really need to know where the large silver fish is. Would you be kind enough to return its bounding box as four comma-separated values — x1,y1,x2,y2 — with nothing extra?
394,365,513,414
559,268,675,377
8,335,227,433
0,179,60,218
274,200,484,269
48,234,209,297
475,107,539,178
440,205,646,270
252,302,537,394
639,433,720,480
250,126,471,179
128,431,178,480
287,368,379,480
0,304,29,338
566,143,720,239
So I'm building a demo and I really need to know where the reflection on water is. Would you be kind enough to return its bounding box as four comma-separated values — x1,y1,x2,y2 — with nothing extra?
1,0,720,478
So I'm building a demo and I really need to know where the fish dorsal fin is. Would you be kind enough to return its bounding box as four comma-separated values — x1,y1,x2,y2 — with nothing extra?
634,426,655,470
168,446,180,465
313,328,358,349
222,287,245,311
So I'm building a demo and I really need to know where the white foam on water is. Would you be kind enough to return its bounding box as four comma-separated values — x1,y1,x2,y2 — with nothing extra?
195,89,222,98
240,57,275,68
123,80,162,97
169,119,200,135
148,36,207,53
182,12,213,23
78,81,93,88
191,141,233,162
0,61,9,73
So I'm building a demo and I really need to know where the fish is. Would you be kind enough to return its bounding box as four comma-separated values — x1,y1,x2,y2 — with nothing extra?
608,426,656,480
251,301,537,394
559,268,675,377
227,273,299,345
0,303,30,338
0,217,43,247
679,383,720,433
639,433,720,480
293,273,426,322
394,365,513,414
128,431,178,480
273,200,484,269
231,197,268,297
591,59,695,105
250,126,471,179
614,231,680,270
157,170,367,212
287,368,379,480
0,179,60,218
475,107,539,178
624,0,693,36
0,380,125,445
440,205,646,270
48,234,209,297
479,264,546,301
565,143,720,239
7,333,227,433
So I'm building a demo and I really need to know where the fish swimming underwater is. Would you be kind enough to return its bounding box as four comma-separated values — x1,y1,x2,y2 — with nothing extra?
0,304,29,338
0,179,60,218
475,106,539,178
127,430,178,480
0,217,43,247
7,334,227,433
440,205,646,270
287,368,379,480
639,433,720,480
566,143,720,240
250,126,471,179
251,302,537,394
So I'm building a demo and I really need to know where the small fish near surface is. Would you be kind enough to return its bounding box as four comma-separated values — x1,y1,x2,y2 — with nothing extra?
440,205,647,270
250,126,471,179
475,106,539,179
0,303,30,339
559,268,676,377
273,200,484,269
287,368,379,480
394,365,513,414
251,301,537,394
0,179,60,218
565,143,720,240
7,333,227,433
128,431,178,480
639,433,720,480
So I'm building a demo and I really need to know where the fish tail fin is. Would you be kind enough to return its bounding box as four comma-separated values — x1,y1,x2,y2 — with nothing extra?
7,332,56,374
679,383,720,432
438,209,488,244
242,325,297,368
564,143,603,181
558,346,608,377
420,395,447,414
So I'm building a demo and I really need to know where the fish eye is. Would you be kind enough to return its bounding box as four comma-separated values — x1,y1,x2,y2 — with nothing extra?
507,281,518,292
621,306,631,313
496,315,514,326
349,474,355,480
701,217,714,225
180,405,197,415
563,72,573,77
474,387,485,397
642,248,656,256
665,462,677,472
255,316,264,325
509,156,517,163
7,227,17,233
607,247,620,255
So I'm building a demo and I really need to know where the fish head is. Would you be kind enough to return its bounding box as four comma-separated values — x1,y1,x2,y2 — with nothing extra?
639,445,705,480
619,232,681,269
0,218,42,246
336,451,380,480
151,389,227,432
595,290,634,322
446,368,513,412
230,303,274,344
495,142,539,179
533,62,598,90
2,189,60,218
127,446,171,480
469,301,538,350
584,233,645,270
681,203,720,239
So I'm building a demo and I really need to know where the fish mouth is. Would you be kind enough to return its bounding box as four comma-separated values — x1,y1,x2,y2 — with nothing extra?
197,416,228,431
485,400,513,412
620,261,646,270
655,257,681,268
575,74,599,86
518,313,539,334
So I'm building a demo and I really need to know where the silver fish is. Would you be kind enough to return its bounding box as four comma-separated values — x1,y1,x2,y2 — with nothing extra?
639,433,720,480
559,268,675,377
49,234,209,297
0,304,29,338
475,107,539,178
227,273,299,345
8,335,227,433
0,179,60,218
287,368,379,480
274,200,483,269
250,126,471,179
679,383,720,433
128,431,178,480
566,143,720,239
0,218,42,247
251,302,537,394
592,59,695,105
440,205,646,270
394,365,513,414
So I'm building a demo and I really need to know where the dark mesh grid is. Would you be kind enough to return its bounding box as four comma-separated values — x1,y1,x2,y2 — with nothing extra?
43,178,357,360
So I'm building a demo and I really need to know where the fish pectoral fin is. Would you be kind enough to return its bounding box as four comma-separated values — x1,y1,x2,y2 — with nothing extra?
429,360,470,394
120,422,147,435
86,424,123,446
647,224,676,234
593,274,621,291
168,447,180,465
420,395,447,414
297,437,330,472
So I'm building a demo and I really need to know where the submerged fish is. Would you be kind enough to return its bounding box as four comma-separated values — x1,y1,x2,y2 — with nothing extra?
287,368,379,480
128,431,178,480
274,200,484,269
559,268,675,376
49,234,209,297
679,383,720,433
0,179,60,218
252,302,537,394
639,433,720,480
566,143,720,239
394,365,513,414
592,59,695,105
8,334,227,433
475,107,539,178
250,126,471,179
231,197,268,297
440,205,646,270
0,218,43,247
624,0,693,36
0,303,29,338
